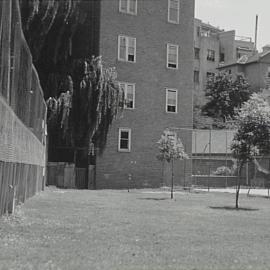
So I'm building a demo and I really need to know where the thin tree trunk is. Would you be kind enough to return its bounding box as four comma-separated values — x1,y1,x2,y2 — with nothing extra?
171,159,174,199
236,161,244,209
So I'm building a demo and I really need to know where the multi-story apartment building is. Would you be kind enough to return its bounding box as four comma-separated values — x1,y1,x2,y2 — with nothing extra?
90,0,195,188
193,18,255,105
218,45,270,92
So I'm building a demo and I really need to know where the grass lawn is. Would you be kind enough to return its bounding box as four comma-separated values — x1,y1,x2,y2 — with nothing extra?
1,187,270,270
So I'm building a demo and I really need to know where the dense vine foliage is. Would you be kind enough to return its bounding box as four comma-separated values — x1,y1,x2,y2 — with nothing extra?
20,0,81,62
46,56,124,155
19,2,124,165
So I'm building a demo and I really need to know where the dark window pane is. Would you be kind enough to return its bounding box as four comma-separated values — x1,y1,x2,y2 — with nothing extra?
121,131,129,139
167,105,176,112
128,54,134,62
168,63,177,68
126,101,133,108
120,139,128,149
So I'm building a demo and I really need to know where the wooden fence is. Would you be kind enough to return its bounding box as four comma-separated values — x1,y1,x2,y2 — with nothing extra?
0,0,46,215
47,163,95,189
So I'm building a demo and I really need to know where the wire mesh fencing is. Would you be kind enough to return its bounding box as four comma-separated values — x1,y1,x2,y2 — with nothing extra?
0,0,46,143
0,0,47,215
192,129,270,189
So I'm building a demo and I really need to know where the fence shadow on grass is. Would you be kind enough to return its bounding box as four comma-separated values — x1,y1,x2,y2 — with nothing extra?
209,206,259,211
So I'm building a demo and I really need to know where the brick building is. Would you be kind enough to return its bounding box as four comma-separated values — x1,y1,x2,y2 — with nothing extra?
193,19,254,105
90,0,195,188
217,45,270,92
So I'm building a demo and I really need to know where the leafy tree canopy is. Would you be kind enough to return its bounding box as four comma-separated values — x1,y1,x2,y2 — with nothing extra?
157,129,189,162
231,93,270,208
157,129,189,199
202,72,253,121
231,93,270,163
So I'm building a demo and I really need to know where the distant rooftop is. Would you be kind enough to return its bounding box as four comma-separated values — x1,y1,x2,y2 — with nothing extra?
235,36,253,43
200,21,224,33
196,18,253,44
218,47,270,68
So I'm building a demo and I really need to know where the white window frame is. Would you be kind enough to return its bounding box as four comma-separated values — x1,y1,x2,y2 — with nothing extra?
194,70,199,84
207,49,215,62
167,43,179,69
118,35,136,63
168,0,180,24
119,0,137,15
118,128,131,152
166,88,178,113
119,82,135,109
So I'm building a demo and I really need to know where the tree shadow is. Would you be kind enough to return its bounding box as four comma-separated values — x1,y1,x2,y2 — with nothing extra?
247,194,270,200
138,198,170,201
209,206,259,211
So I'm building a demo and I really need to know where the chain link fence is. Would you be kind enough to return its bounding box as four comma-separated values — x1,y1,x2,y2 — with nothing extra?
0,0,47,215
192,129,270,189
0,0,46,142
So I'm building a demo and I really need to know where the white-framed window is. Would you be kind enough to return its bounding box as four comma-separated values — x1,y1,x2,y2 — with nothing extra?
168,0,180,24
118,128,131,152
167,44,178,69
194,70,199,84
166,88,178,113
119,0,137,15
194,47,200,60
207,49,215,62
119,82,135,109
118,35,136,63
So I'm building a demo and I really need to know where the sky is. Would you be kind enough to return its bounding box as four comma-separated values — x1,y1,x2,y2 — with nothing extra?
195,0,270,51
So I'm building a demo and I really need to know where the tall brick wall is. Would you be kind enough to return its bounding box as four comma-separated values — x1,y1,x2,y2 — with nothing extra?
96,0,194,189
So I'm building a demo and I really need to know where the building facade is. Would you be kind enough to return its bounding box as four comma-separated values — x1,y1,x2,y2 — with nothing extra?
93,0,195,188
193,19,254,105
218,45,270,92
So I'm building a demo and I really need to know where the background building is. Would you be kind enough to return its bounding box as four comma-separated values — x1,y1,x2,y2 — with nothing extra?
93,0,195,188
194,18,255,105
218,44,270,92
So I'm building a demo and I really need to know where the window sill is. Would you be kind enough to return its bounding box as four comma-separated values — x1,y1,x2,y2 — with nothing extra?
168,20,179,25
118,149,131,153
166,111,178,114
119,10,137,16
166,66,178,70
118,58,136,64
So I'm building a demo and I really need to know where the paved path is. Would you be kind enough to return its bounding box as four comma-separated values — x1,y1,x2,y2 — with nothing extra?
195,188,270,197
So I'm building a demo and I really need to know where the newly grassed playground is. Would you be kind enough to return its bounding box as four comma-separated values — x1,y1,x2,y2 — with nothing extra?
1,187,270,270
